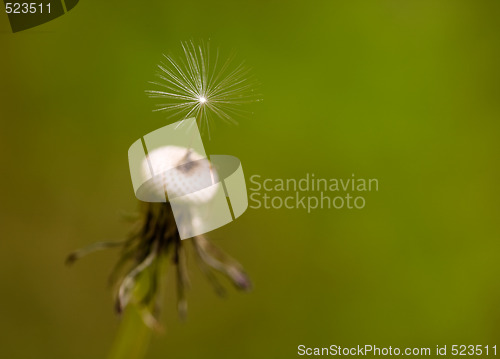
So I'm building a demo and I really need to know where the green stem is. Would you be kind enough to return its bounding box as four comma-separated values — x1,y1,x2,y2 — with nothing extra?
107,251,167,359
107,305,152,359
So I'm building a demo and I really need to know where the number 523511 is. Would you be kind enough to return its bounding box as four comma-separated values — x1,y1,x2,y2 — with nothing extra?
451,345,497,356
5,3,51,14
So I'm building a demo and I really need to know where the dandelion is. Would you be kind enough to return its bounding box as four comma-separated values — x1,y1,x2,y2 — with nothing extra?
146,40,261,137
67,42,259,336
66,146,252,329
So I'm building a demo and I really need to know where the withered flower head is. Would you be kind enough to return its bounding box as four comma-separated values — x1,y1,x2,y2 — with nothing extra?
67,146,251,329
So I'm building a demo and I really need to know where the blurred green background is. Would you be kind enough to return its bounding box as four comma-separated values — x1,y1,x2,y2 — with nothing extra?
1,1,500,358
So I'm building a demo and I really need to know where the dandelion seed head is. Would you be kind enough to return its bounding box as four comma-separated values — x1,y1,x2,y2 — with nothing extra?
139,145,219,204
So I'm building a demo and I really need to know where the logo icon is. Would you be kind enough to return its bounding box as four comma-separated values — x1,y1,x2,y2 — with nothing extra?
128,118,248,239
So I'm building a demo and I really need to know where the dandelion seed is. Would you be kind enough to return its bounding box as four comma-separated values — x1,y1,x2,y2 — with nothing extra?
146,40,261,137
